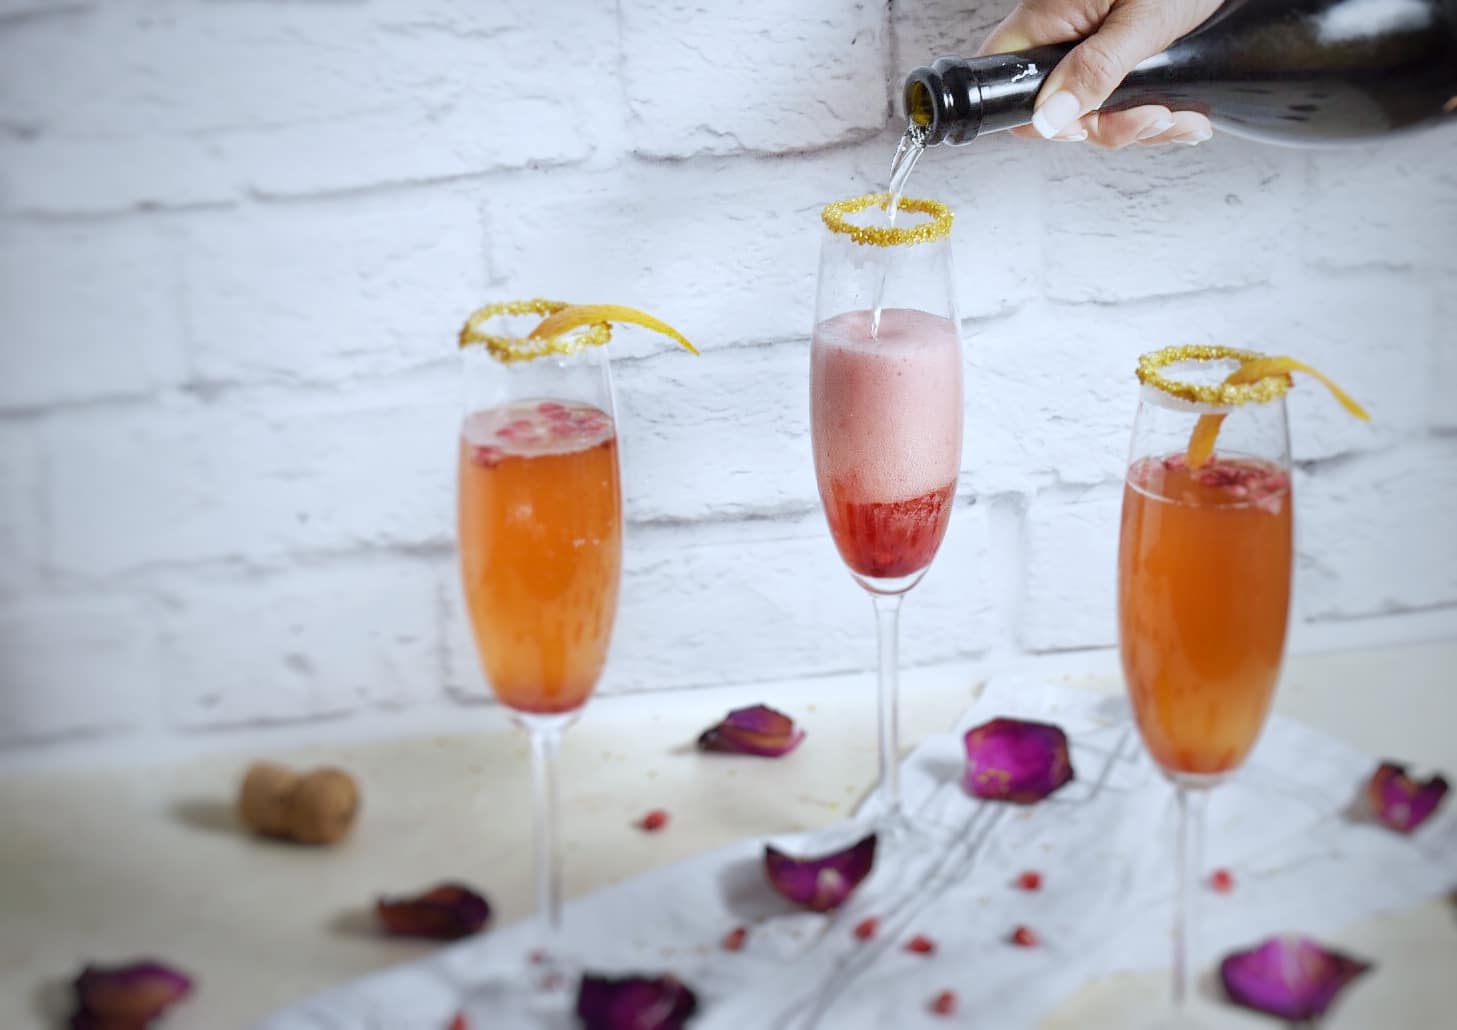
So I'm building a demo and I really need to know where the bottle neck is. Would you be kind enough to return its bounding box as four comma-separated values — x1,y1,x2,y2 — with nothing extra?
905,48,1072,146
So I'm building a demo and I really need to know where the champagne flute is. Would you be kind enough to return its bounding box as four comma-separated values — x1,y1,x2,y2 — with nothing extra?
810,194,963,832
1118,346,1294,1008
457,302,622,990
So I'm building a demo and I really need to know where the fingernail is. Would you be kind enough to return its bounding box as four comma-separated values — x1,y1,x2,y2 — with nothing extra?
1053,129,1088,142
1031,91,1082,139
1172,129,1213,146
1136,117,1175,141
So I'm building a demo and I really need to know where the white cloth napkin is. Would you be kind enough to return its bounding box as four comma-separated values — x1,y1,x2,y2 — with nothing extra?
259,677,1457,1030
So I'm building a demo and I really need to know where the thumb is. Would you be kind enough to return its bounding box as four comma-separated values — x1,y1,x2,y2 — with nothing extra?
1030,4,1180,139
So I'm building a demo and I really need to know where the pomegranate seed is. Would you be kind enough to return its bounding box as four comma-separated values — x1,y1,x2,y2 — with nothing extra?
469,446,503,468
722,926,748,951
447,1013,468,1030
537,402,566,415
1010,925,1039,948
905,934,936,955
639,809,669,832
1209,868,1235,893
1015,870,1043,891
929,990,957,1017
852,917,879,940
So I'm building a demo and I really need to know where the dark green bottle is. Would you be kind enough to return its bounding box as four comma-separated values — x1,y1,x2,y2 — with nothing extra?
904,0,1457,146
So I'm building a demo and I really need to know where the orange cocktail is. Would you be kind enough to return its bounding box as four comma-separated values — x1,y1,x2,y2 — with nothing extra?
1118,453,1292,778
458,400,621,714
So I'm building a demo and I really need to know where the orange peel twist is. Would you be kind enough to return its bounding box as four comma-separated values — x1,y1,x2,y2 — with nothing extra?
1137,346,1369,469
458,299,697,364
530,303,698,356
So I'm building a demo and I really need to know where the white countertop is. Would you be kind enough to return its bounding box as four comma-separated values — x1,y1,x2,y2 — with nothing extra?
2,642,1454,1028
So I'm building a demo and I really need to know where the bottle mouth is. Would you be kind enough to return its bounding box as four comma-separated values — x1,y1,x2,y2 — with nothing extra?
902,70,946,145
905,79,936,131
902,60,987,146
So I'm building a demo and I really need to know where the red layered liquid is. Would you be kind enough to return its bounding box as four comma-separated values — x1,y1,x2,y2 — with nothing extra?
822,478,955,580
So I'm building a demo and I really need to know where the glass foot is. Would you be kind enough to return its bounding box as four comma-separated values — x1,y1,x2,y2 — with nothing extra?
458,953,578,1026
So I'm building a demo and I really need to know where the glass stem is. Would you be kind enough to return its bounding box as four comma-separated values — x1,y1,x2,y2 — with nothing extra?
1173,785,1209,1005
531,725,563,948
871,593,904,823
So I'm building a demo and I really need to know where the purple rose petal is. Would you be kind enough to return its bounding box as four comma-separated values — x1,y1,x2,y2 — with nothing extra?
575,973,699,1030
73,960,192,1024
963,717,1075,803
1367,761,1449,833
763,833,876,912
376,882,491,940
1220,935,1372,1021
697,705,805,757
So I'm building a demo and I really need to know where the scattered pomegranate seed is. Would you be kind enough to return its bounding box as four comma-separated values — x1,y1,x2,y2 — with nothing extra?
1015,870,1043,891
852,916,879,940
1209,868,1235,893
722,926,748,952
1010,925,1039,948
929,990,957,1017
639,809,669,832
447,1013,468,1030
470,445,503,468
905,934,937,955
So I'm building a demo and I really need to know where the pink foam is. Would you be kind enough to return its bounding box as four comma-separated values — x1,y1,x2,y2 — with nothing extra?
461,400,614,457
811,308,963,503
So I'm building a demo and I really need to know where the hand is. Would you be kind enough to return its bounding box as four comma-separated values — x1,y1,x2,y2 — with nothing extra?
978,0,1223,147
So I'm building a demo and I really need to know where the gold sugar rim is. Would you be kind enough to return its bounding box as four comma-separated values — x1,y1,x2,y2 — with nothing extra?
821,192,954,247
458,298,612,364
1137,345,1293,407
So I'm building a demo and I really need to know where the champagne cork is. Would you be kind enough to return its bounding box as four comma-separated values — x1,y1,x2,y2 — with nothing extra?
238,761,300,839
237,761,359,845
288,767,359,845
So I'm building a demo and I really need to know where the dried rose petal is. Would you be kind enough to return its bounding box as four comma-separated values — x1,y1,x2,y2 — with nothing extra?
963,717,1075,803
904,934,936,955
73,960,193,1024
852,916,879,940
697,704,805,757
575,973,699,1030
1366,761,1450,833
376,883,491,940
1220,935,1372,1021
929,990,957,1016
763,833,876,913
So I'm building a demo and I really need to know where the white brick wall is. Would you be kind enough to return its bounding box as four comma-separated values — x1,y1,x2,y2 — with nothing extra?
2,0,1454,766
